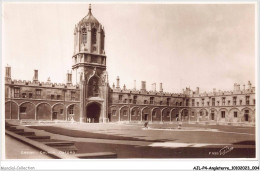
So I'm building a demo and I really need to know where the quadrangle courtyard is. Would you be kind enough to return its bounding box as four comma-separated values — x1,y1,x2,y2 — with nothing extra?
5,120,255,159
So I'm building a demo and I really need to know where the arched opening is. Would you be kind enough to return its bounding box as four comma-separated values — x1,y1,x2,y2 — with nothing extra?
119,106,129,121
37,103,51,120
19,102,35,120
86,103,101,123
180,109,189,121
142,107,151,121
130,107,141,122
52,104,65,120
82,28,87,44
5,101,18,119
91,28,97,44
151,108,160,122
88,76,99,97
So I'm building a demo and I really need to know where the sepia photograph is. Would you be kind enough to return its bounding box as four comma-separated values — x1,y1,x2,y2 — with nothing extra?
1,1,258,170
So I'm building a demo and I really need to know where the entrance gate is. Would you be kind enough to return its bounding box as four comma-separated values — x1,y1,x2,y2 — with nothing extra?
86,103,101,123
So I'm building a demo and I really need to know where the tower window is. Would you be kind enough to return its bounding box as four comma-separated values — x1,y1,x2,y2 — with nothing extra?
92,28,97,44
101,30,105,50
82,28,87,44
246,96,250,105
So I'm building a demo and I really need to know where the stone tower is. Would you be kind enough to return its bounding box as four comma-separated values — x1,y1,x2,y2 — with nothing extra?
72,4,108,123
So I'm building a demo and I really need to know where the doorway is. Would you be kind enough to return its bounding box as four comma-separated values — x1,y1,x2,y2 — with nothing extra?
211,112,214,120
86,103,101,123
52,112,57,120
144,114,148,121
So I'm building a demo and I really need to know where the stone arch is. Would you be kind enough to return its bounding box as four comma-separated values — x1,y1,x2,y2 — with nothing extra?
52,103,65,120
5,100,19,106
36,103,51,120
218,108,229,122
161,107,171,122
5,101,18,119
179,108,189,121
19,102,35,120
151,107,160,122
130,106,141,122
241,107,254,122
198,108,209,121
67,103,80,122
189,108,197,122
209,108,218,121
141,106,151,122
170,108,179,122
87,75,100,97
109,105,119,122
19,101,35,107
119,105,130,122
228,108,241,123
86,102,101,123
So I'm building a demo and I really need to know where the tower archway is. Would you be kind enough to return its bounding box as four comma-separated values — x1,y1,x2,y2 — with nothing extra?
86,102,101,123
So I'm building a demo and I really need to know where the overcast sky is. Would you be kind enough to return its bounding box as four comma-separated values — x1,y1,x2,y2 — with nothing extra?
2,3,255,93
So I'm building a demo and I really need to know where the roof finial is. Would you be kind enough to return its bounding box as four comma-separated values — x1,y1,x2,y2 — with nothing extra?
89,4,92,13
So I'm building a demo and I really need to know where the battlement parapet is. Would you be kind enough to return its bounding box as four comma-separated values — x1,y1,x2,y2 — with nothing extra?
189,88,255,98
9,79,79,89
111,87,185,97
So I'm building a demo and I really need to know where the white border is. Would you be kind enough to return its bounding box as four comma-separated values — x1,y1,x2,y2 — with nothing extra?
1,0,259,170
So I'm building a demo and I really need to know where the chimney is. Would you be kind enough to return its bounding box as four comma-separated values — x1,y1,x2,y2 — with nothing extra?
116,76,120,88
152,83,156,92
196,87,200,94
159,83,163,92
213,88,216,93
66,71,72,85
5,65,11,81
243,84,245,90
133,80,136,90
141,81,146,91
123,84,126,90
237,84,240,91
5,65,11,78
248,81,252,90
33,70,38,82
112,83,115,89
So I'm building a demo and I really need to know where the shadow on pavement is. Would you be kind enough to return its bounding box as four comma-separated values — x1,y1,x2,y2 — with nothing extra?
28,126,171,142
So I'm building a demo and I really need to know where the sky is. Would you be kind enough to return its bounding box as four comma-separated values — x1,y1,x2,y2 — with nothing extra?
2,3,255,93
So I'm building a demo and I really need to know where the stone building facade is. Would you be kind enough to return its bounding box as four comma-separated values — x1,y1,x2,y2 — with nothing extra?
4,6,256,125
